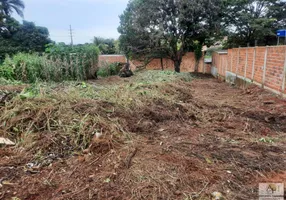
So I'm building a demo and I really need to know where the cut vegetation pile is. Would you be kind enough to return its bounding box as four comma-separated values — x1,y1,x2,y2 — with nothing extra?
0,71,286,200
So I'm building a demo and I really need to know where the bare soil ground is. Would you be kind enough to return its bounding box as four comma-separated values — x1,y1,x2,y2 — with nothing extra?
0,72,286,200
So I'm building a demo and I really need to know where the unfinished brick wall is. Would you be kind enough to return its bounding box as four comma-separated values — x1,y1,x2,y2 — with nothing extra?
146,52,209,73
99,52,211,73
212,46,286,95
212,52,228,76
99,55,126,64
98,55,137,71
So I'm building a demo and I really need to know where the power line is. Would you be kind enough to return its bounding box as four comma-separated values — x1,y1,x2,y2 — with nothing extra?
69,25,74,47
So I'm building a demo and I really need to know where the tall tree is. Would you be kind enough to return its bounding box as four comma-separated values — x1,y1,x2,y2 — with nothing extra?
118,0,222,72
0,0,25,35
224,0,286,47
93,37,118,54
0,20,52,61
12,21,51,52
0,0,25,18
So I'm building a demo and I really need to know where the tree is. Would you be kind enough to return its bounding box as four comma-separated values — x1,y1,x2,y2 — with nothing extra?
93,37,118,54
0,0,25,34
0,0,25,17
118,0,222,72
224,0,286,47
0,20,52,62
12,21,51,52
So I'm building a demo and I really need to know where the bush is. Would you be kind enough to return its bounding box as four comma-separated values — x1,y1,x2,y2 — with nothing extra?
0,45,99,83
97,62,123,77
1,53,45,83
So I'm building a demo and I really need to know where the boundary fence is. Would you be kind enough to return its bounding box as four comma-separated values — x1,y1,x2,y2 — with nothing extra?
212,46,286,96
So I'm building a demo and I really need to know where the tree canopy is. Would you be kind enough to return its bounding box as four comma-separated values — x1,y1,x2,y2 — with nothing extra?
118,0,286,72
0,20,52,62
0,0,25,29
118,0,222,72
93,37,119,54
223,0,286,47
0,0,52,62
0,0,25,18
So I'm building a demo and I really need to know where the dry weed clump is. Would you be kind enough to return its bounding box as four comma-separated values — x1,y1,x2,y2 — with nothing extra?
0,71,193,160
1,71,286,200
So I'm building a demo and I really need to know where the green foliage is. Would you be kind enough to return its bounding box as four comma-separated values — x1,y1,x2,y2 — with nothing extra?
193,41,203,72
223,0,286,47
0,1,50,62
118,0,221,72
97,62,122,77
19,84,40,99
205,47,223,58
0,19,52,62
0,0,25,19
0,60,14,80
12,21,51,51
194,41,203,62
93,37,119,54
0,44,99,83
259,137,277,144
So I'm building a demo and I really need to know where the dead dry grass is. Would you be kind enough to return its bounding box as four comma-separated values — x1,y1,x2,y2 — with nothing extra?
0,71,286,200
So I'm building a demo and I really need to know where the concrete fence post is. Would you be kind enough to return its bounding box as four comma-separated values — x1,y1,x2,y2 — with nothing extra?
282,46,286,94
244,48,248,80
262,46,268,88
236,47,240,75
203,56,206,74
251,47,256,82
230,50,233,72
220,54,222,75
226,51,228,76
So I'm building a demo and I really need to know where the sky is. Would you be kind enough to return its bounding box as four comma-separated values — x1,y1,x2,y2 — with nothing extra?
15,0,129,44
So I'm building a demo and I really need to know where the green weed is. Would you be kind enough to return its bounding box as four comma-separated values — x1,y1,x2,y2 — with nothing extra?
0,45,99,83
97,62,122,77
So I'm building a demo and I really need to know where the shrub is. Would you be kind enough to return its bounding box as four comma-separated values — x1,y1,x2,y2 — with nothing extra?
0,45,99,83
97,67,109,77
97,62,123,77
0,59,15,80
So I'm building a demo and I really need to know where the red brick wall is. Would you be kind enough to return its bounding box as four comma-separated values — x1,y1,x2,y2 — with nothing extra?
212,52,228,76
146,52,208,73
99,53,210,73
98,55,137,71
213,46,286,95
99,55,126,64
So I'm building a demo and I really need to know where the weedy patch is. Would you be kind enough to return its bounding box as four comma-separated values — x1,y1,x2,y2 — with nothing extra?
1,70,286,200
0,71,193,159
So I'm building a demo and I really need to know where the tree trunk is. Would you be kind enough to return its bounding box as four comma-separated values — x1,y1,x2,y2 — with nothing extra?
160,58,164,71
174,59,181,73
126,57,130,70
194,60,199,73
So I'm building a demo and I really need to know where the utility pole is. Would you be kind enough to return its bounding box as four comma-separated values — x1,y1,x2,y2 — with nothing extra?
69,25,73,47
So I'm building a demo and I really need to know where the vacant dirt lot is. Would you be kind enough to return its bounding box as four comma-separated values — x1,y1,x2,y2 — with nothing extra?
0,71,286,200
